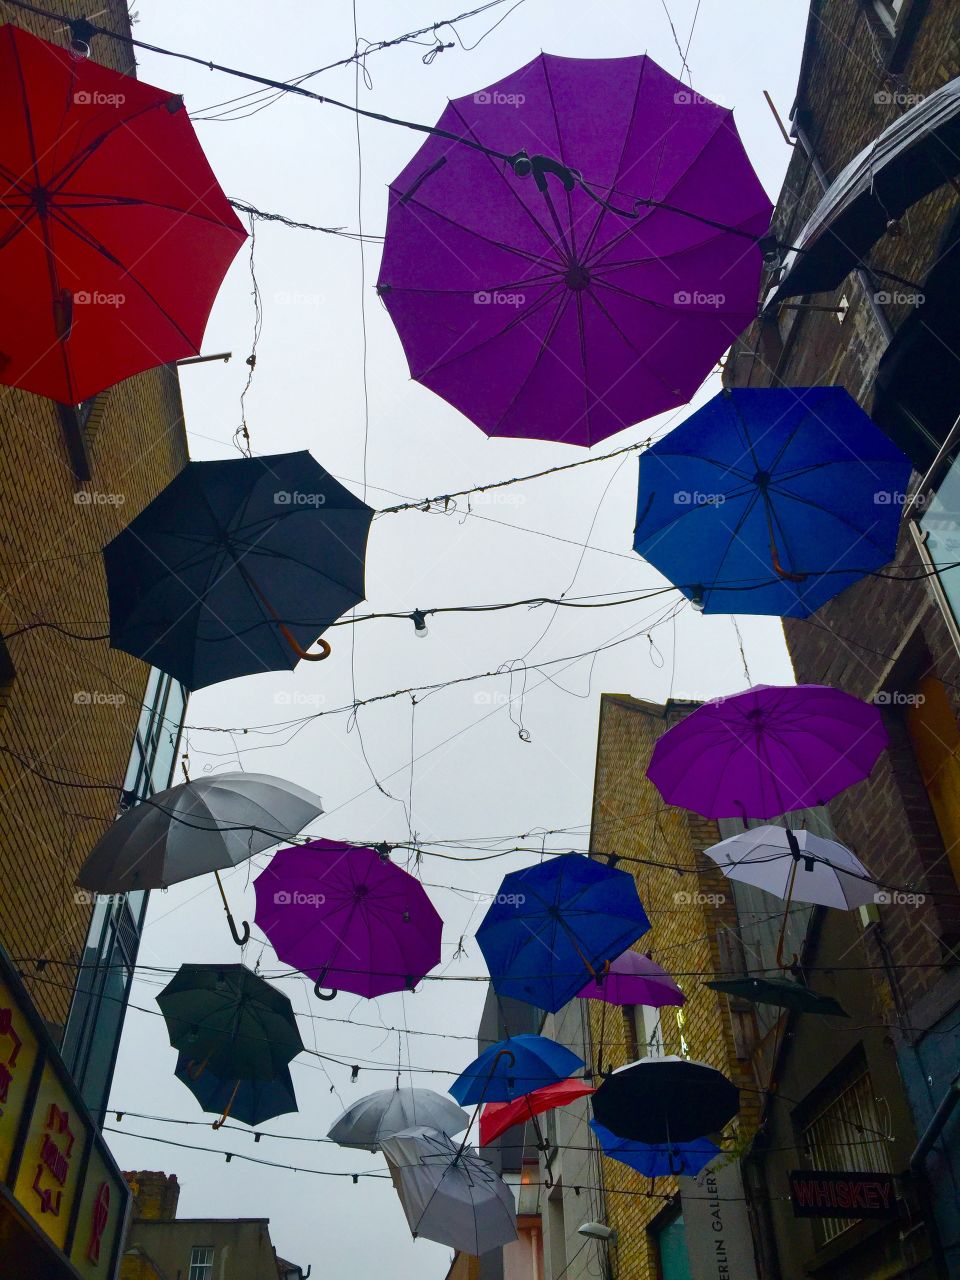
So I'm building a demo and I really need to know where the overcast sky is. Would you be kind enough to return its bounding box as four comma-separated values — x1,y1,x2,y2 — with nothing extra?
105,2,807,1273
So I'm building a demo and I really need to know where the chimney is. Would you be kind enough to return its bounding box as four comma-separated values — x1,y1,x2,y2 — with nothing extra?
123,1171,180,1221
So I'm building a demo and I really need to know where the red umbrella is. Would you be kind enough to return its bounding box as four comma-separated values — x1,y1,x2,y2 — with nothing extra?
0,24,246,403
479,1077,595,1146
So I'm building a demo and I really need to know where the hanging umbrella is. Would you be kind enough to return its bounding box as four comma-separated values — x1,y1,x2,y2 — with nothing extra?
647,684,887,820
105,452,374,691
476,855,651,1012
703,825,877,909
480,1077,595,1146
253,841,443,1000
589,1119,719,1177
157,964,303,1083
450,1035,584,1106
174,1052,297,1128
576,950,684,1007
328,1087,468,1152
0,24,246,404
706,976,848,1017
591,1056,739,1144
633,387,912,616
381,1126,517,1255
377,53,771,446
76,771,322,944
767,73,960,305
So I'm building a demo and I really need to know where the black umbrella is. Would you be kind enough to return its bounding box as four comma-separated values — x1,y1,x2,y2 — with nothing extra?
706,976,848,1017
175,1052,297,1129
767,73,960,304
105,452,374,691
591,1056,739,1143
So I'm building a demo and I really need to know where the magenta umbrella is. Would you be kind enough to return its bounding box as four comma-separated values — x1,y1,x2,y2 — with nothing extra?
576,950,684,1008
377,53,771,446
647,685,887,820
253,841,442,999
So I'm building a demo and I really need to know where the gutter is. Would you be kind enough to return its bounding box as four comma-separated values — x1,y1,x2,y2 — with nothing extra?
909,1074,960,1173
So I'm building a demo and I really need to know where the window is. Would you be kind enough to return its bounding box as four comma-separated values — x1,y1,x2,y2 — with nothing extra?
189,1245,214,1280
906,674,960,888
0,635,14,713
800,1068,892,1244
652,1213,692,1280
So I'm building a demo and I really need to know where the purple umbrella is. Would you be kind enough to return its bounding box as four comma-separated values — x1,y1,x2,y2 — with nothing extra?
377,54,771,446
576,950,684,1008
647,685,887,820
253,841,442,999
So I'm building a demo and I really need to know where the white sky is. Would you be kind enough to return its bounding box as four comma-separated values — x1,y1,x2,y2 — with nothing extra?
105,2,807,1273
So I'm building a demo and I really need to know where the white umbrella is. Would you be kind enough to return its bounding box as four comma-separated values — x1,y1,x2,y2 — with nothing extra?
327,1088,468,1153
380,1126,517,1256
702,825,877,909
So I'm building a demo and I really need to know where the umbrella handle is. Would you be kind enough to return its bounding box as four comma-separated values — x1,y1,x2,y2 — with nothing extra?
211,1079,241,1130
314,974,338,1001
226,914,251,947
186,1056,210,1081
239,564,333,662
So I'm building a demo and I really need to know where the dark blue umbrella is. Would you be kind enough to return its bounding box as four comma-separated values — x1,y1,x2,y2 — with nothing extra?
449,1035,584,1105
175,1052,298,1127
589,1119,718,1177
633,387,912,617
105,451,374,690
475,855,650,1013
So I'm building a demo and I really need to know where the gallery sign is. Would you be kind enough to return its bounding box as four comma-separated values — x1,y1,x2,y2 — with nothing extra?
788,1170,898,1220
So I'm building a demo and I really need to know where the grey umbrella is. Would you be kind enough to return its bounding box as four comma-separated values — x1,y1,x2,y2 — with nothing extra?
381,1126,517,1256
327,1088,468,1153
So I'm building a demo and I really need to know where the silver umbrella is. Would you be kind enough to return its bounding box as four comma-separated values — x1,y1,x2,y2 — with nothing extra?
381,1126,517,1256
328,1088,468,1153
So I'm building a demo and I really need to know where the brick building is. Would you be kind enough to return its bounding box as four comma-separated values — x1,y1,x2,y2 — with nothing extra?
724,0,960,1274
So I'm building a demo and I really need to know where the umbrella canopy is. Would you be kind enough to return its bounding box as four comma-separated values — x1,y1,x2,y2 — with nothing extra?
576,950,684,1008
450,1035,584,1106
76,772,323,893
589,1119,719,1177
633,387,912,617
378,53,771,446
0,24,245,404
381,1126,517,1256
253,841,443,999
767,73,960,305
476,855,651,1012
480,1077,595,1146
328,1087,468,1153
592,1056,739,1143
706,976,848,1017
174,1053,297,1127
157,964,303,1083
105,452,374,691
647,684,887,819
702,825,877,909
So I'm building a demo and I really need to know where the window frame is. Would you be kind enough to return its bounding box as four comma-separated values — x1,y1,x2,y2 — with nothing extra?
189,1244,215,1280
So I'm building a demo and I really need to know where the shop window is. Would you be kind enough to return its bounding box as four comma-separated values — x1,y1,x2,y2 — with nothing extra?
189,1246,214,1280
652,1213,692,1280
906,674,960,889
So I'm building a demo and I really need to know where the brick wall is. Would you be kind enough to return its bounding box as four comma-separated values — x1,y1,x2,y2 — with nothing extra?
124,1171,181,1223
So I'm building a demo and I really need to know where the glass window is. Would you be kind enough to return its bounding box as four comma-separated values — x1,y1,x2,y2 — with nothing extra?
189,1245,214,1280
906,674,960,888
653,1213,692,1280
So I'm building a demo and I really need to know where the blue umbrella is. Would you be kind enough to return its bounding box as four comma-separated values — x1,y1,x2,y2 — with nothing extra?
174,1052,297,1128
105,451,374,690
633,387,912,617
475,855,651,1013
449,1035,584,1106
589,1119,718,1177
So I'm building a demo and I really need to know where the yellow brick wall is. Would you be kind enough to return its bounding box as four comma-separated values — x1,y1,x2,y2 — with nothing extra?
587,695,762,1279
0,4,190,1028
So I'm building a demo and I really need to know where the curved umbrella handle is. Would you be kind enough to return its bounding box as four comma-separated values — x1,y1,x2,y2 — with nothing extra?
493,1048,516,1069
314,972,338,1001
186,1055,210,1081
278,623,332,663
226,914,251,947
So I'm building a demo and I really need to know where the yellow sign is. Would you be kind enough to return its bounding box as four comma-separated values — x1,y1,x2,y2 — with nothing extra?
13,1063,88,1249
71,1143,128,1279
0,974,39,1183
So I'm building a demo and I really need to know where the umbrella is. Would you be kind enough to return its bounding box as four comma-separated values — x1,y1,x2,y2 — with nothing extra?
0,24,245,404
174,1052,297,1128
767,73,960,305
591,1056,739,1143
476,855,651,1012
157,964,303,1083
480,1077,595,1146
377,53,771,446
633,387,912,617
576,950,684,1008
449,1035,584,1106
252,841,443,1000
105,452,374,691
589,1119,719,1177
381,1126,517,1255
76,771,323,944
328,1087,468,1152
706,977,848,1018
703,825,877,909
646,684,887,820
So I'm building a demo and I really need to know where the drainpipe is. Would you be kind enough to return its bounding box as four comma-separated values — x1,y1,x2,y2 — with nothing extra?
909,1074,960,1173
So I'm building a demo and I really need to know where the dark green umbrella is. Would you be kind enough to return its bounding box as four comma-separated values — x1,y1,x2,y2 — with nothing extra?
158,964,303,1082
175,1053,297,1128
706,976,848,1017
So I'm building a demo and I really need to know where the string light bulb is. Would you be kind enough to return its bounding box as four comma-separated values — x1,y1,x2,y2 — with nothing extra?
411,609,429,638
690,586,706,612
